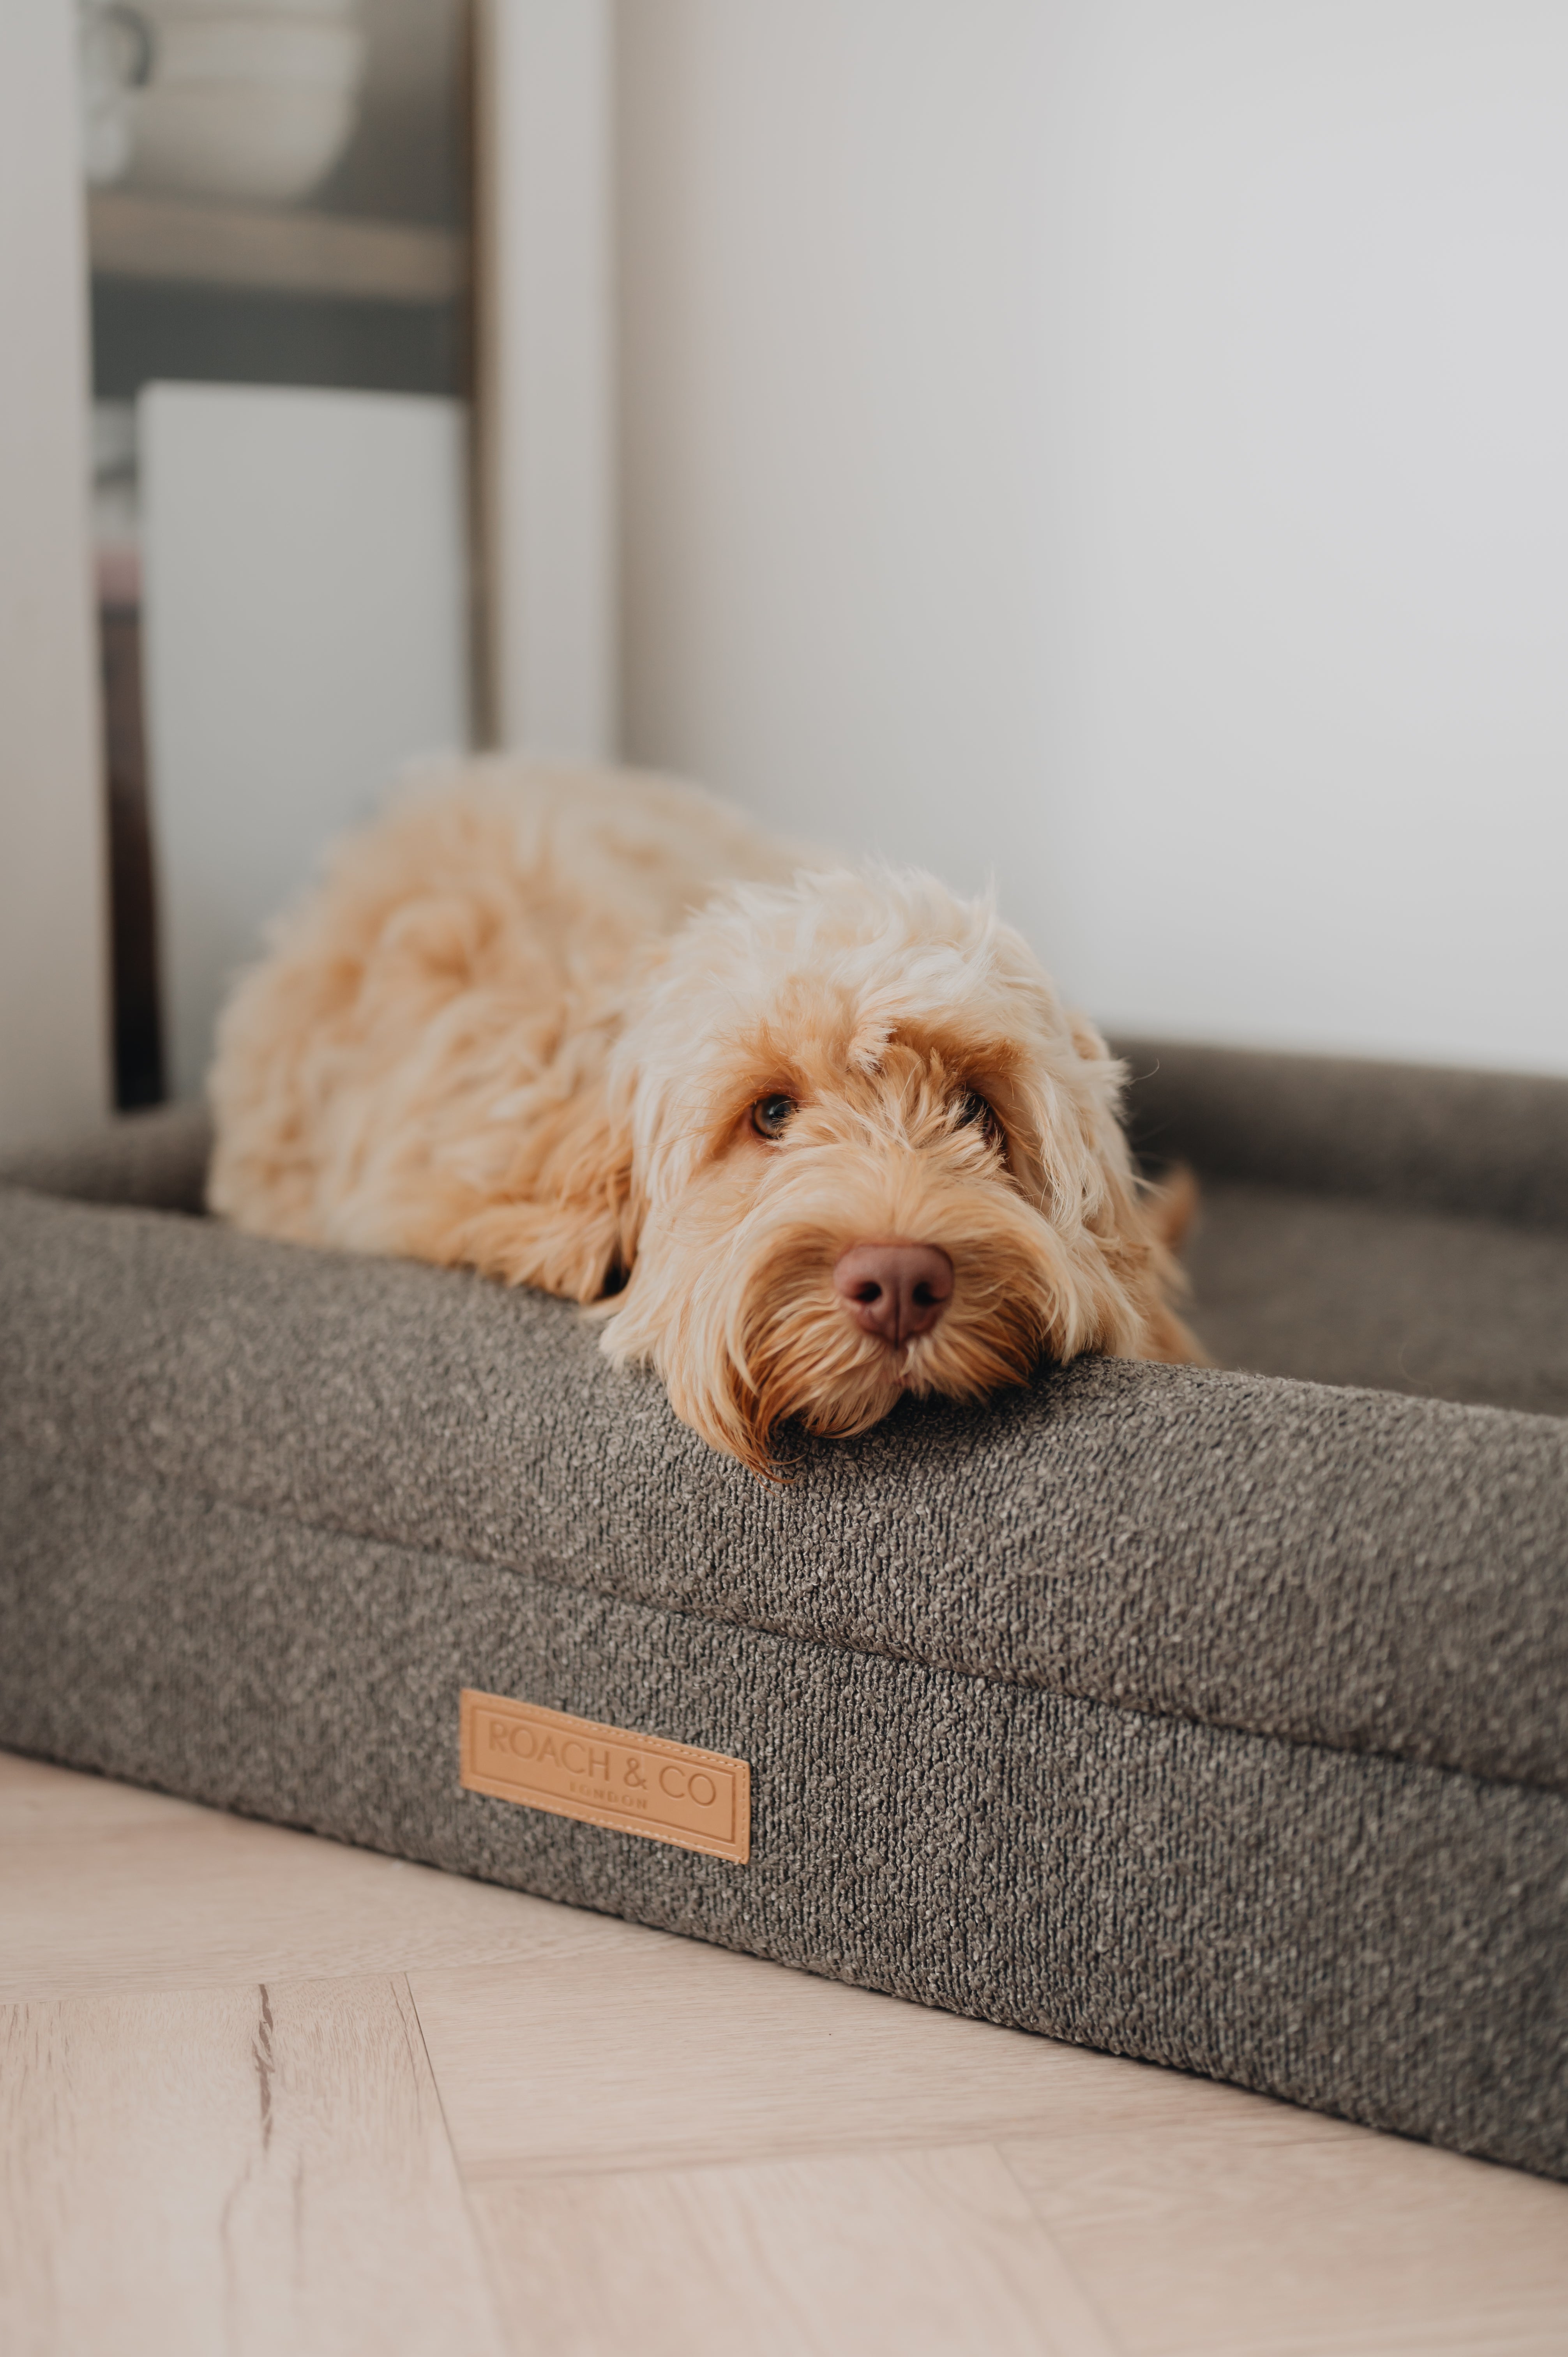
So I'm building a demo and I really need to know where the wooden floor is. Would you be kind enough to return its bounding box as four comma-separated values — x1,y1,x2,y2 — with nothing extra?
2,1751,1565,2356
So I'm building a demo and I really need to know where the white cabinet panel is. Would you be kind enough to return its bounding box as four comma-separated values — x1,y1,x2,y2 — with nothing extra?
477,0,616,757
140,382,471,1099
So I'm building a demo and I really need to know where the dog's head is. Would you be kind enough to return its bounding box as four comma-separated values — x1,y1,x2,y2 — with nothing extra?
576,867,1188,1475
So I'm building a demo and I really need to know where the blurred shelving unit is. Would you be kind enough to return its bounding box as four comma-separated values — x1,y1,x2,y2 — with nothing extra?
4,0,611,1128
88,191,467,306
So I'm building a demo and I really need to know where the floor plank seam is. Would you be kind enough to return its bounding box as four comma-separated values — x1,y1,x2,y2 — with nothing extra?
402,1969,520,2352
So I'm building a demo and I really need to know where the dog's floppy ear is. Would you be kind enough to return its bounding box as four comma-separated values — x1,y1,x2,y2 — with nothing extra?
448,1073,639,1304
1061,1014,1207,1366
1087,1157,1207,1364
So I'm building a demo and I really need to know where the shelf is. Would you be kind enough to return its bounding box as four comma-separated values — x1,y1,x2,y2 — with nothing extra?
88,192,466,306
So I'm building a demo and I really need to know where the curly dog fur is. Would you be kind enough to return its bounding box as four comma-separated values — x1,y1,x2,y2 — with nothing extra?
210,761,1200,1472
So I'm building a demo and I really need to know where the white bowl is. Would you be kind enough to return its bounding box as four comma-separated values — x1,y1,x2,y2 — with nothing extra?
145,17,365,90
122,80,360,204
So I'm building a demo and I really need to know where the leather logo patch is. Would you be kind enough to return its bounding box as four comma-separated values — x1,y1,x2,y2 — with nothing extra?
459,1690,750,1864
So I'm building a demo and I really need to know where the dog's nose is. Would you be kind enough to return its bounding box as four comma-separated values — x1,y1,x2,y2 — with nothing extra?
833,1242,954,1345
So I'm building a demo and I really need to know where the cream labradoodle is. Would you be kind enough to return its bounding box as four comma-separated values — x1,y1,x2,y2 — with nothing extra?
210,762,1200,1473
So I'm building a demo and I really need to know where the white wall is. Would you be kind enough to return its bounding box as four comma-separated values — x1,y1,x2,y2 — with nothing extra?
0,1,109,1147
618,0,1568,1074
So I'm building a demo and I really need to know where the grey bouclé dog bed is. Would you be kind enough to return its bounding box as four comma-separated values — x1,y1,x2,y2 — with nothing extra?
2,1043,1565,2178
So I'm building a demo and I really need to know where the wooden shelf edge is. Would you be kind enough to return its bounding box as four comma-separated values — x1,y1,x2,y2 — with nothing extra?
88,191,467,306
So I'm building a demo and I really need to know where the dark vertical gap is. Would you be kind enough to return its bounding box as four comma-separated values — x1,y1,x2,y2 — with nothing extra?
98,600,165,1109
459,0,495,749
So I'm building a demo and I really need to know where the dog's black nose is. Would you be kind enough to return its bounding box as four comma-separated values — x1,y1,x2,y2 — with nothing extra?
833,1243,954,1345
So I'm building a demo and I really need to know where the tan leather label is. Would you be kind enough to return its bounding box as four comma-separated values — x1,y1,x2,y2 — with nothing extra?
459,1690,750,1864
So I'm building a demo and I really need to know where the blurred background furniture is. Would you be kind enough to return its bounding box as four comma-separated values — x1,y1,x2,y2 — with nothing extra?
9,3,1568,1157
1,0,612,1145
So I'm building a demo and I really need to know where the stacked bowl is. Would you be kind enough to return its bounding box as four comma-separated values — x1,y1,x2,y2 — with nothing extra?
83,0,367,206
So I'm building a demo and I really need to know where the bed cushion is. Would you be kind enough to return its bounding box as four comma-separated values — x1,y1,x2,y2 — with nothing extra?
1116,1037,1568,1420
2,1055,1564,2179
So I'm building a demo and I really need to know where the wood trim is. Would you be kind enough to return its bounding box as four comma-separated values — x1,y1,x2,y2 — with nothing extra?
88,191,468,306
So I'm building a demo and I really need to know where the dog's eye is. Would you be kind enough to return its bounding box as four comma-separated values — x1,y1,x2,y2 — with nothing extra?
750,1094,797,1140
956,1090,1003,1144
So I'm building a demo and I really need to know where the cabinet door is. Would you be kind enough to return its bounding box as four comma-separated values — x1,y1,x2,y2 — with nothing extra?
140,382,472,1097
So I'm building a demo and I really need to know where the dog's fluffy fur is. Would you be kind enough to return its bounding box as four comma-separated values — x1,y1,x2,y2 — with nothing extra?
210,762,1201,1472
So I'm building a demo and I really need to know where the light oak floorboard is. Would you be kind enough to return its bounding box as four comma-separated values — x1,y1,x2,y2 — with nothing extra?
408,1941,1337,2179
471,2143,1119,2357
0,1749,195,1830
1001,2123,1568,2357
7,1756,1566,2356
0,1757,648,2001
0,1972,509,2357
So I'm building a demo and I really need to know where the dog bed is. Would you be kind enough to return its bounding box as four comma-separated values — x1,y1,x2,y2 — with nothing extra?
2,1043,1564,2179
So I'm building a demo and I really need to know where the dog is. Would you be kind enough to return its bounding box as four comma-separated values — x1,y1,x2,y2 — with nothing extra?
209,761,1201,1474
